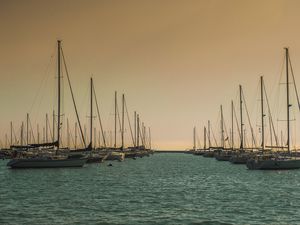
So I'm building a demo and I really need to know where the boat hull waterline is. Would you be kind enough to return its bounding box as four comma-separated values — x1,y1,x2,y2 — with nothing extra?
7,158,87,169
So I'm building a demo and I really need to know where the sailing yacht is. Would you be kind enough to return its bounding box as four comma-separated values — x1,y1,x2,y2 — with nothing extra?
247,48,300,170
7,40,87,168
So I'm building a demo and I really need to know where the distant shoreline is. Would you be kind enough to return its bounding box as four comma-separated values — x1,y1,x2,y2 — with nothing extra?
155,150,186,153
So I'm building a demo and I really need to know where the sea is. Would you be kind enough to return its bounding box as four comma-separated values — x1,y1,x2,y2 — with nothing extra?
1,153,300,225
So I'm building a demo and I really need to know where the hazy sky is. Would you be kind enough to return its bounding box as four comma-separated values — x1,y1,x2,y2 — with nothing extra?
1,0,300,149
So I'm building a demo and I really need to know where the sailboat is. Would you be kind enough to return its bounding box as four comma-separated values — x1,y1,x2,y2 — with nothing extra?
85,78,109,163
214,105,234,161
229,85,252,164
7,40,87,168
247,48,300,170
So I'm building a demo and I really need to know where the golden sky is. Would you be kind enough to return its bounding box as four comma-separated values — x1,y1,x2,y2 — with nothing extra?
1,0,300,149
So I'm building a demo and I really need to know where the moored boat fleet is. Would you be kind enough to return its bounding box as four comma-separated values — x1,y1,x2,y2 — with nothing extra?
0,40,154,168
188,48,300,170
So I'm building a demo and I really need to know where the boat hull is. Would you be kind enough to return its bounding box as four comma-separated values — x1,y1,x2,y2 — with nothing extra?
230,155,248,164
246,158,300,170
7,158,87,169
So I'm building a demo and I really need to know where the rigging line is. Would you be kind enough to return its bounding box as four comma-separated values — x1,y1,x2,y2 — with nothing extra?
242,91,257,147
92,82,107,148
124,98,135,147
233,102,241,139
263,82,279,146
288,54,300,111
61,48,86,148
223,118,229,147
28,47,56,114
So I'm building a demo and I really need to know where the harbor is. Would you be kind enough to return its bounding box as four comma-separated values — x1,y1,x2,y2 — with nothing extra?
188,48,300,170
0,40,154,168
2,0,300,224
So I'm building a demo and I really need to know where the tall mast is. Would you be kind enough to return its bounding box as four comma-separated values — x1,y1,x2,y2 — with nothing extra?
84,125,86,147
46,114,48,142
37,124,40,144
43,127,45,143
149,127,151,150
204,126,207,149
10,121,12,146
142,122,145,146
94,127,96,148
134,111,137,147
220,105,224,148
137,114,140,148
208,120,211,148
90,78,93,148
98,130,101,148
67,118,70,147
231,101,234,150
52,110,55,142
21,122,24,146
114,91,117,148
75,122,77,149
260,76,265,150
239,85,244,150
26,113,29,145
285,47,290,153
57,40,61,149
121,94,125,150
193,127,196,150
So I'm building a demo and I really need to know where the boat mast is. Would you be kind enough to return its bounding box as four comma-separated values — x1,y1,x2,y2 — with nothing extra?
57,40,61,149
10,121,12,146
90,78,93,148
137,114,140,149
21,122,24,146
239,85,244,150
220,105,224,149
231,100,234,150
67,118,70,147
46,114,48,142
285,47,290,154
208,120,211,148
52,110,55,143
260,76,265,150
121,94,125,150
193,126,196,150
27,113,29,146
75,122,77,149
134,111,137,147
149,127,151,150
204,126,207,149
114,91,117,148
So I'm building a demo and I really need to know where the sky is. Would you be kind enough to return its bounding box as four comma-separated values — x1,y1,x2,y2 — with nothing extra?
1,0,300,150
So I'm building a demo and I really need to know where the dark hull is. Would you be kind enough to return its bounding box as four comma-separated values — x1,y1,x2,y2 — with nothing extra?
246,158,300,170
86,156,105,163
203,151,215,158
7,158,87,169
230,155,248,164
193,151,204,156
215,155,231,161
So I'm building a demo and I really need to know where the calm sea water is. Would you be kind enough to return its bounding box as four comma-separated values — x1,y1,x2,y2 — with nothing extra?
0,153,300,225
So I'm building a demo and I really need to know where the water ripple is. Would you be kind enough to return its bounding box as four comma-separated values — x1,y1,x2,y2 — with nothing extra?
1,154,300,224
